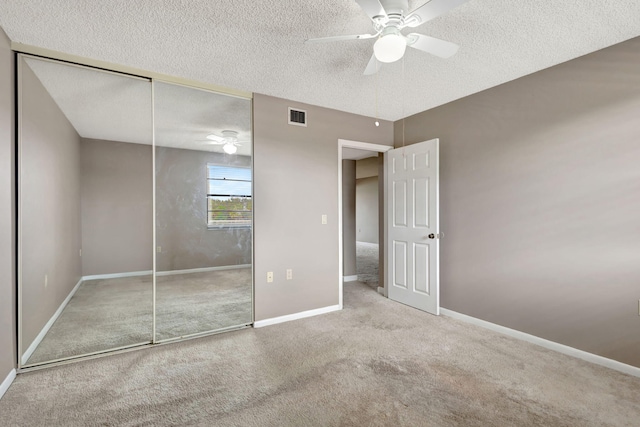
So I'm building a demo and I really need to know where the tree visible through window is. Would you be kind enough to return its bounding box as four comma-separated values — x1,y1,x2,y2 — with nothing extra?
207,164,252,227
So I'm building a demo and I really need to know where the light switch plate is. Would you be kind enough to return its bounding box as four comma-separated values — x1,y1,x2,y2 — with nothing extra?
267,272,274,283
322,214,327,225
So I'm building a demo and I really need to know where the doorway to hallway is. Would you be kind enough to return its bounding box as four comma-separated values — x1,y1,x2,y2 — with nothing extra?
338,139,391,307
353,154,381,291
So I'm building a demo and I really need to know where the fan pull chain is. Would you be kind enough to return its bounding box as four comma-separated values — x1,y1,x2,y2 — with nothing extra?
375,64,380,126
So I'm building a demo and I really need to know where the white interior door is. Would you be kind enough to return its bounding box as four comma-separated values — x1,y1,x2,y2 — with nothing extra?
386,139,439,314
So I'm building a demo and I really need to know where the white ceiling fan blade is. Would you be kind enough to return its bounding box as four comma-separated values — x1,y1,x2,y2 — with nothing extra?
306,33,377,43
355,0,387,21
363,54,381,75
407,34,459,58
199,140,226,145
405,0,470,28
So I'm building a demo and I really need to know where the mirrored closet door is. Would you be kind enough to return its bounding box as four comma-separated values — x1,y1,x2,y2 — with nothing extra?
18,55,154,366
18,54,254,368
153,81,253,341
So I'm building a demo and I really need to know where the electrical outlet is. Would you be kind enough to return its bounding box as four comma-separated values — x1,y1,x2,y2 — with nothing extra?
322,214,327,225
44,274,48,288
157,246,162,253
267,272,274,283
286,269,293,280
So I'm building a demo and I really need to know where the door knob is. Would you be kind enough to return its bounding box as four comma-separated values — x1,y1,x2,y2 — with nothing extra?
428,233,435,239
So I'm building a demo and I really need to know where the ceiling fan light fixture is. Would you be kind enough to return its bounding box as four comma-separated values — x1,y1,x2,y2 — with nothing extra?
373,28,406,63
223,143,237,154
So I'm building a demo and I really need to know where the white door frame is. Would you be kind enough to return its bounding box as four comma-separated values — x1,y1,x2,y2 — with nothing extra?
338,139,392,308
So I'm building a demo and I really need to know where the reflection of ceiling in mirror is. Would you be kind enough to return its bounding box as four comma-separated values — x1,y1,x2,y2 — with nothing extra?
24,58,253,156
153,81,252,156
25,57,153,145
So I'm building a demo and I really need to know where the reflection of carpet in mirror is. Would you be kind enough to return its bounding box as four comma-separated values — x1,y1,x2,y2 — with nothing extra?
155,269,252,341
356,241,378,289
26,268,252,365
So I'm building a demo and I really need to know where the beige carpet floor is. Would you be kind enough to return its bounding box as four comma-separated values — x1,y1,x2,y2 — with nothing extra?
4,281,640,426
356,241,379,288
26,269,252,365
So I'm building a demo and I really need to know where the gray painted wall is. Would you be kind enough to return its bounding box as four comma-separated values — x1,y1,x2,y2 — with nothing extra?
356,176,379,244
355,156,378,179
155,146,252,272
355,156,380,244
253,94,393,321
342,160,356,277
395,36,640,368
80,138,153,276
20,59,83,354
0,28,16,381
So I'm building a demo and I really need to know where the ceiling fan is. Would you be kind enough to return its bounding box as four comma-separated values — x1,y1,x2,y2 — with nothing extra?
306,0,470,75
202,130,245,154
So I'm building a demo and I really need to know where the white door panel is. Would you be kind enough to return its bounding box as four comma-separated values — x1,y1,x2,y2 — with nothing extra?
386,139,439,314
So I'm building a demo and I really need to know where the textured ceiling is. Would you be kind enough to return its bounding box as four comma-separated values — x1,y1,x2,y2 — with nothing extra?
3,1,640,121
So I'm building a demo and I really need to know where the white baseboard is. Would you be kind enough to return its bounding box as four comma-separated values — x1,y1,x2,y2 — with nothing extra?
82,270,152,281
343,275,358,282
440,308,640,378
156,264,251,277
21,278,83,365
82,265,250,281
0,369,16,400
254,304,342,328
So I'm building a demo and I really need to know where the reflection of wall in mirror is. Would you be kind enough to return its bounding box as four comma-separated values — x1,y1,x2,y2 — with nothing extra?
155,146,252,273
20,61,82,351
80,138,152,276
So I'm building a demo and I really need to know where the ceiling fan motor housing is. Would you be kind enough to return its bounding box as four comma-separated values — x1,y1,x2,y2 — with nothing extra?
382,0,410,16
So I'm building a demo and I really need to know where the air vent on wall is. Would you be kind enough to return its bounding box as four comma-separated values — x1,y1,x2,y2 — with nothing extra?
288,107,307,127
